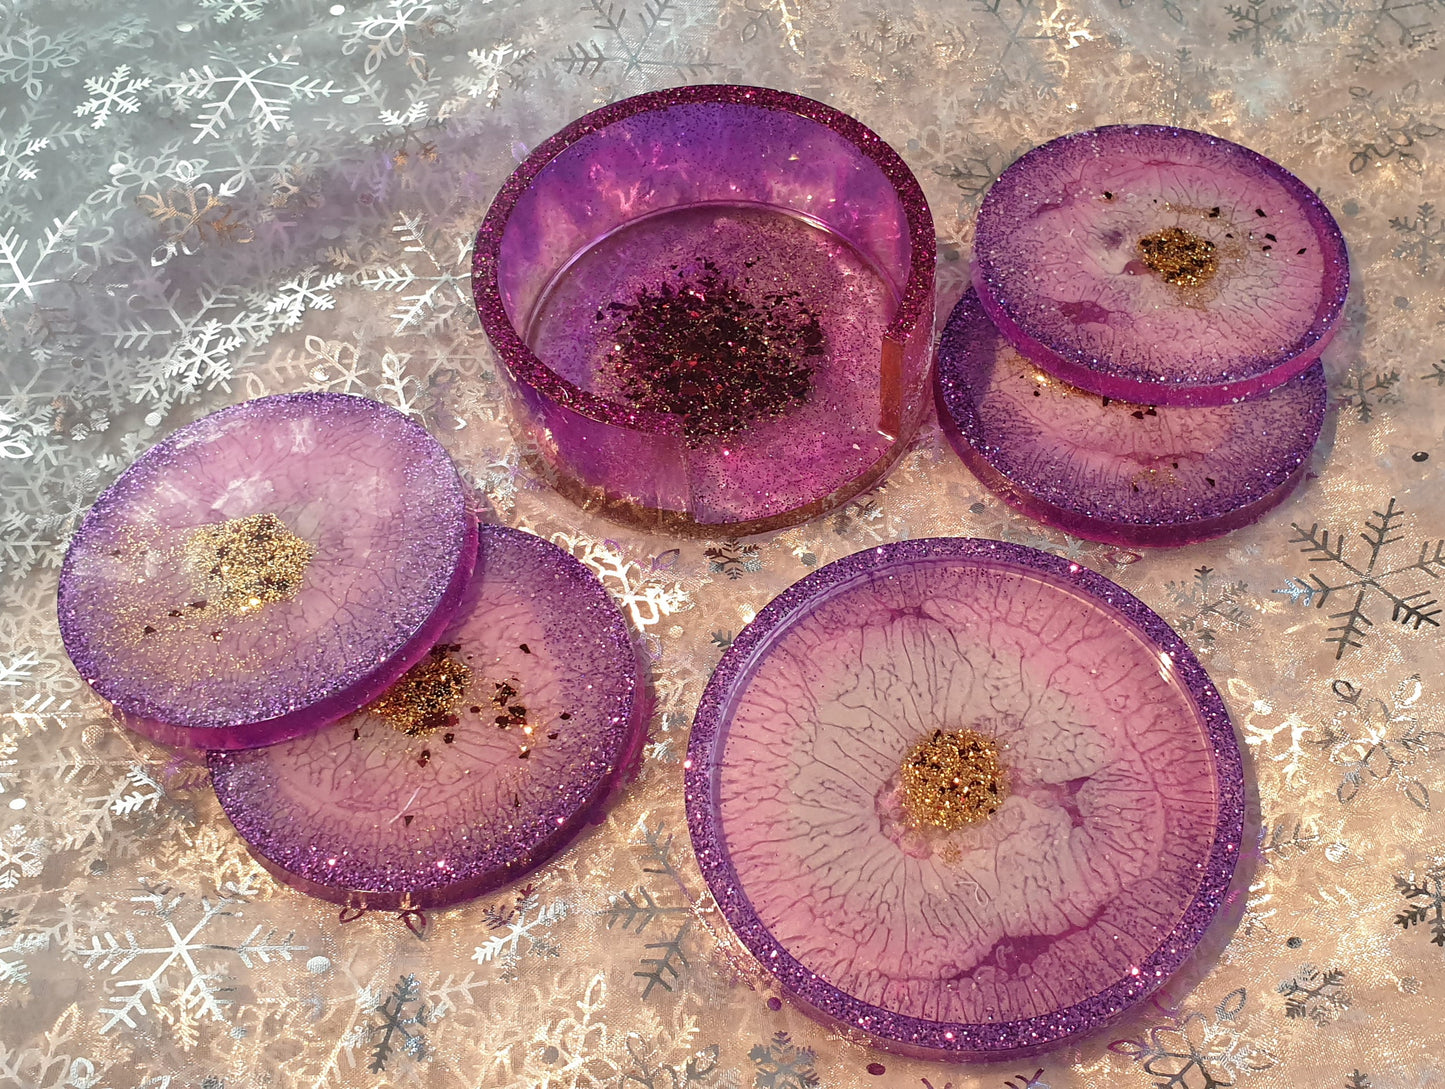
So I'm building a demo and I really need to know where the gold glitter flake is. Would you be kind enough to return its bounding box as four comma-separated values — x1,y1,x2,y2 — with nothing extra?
900,728,1009,831
1137,227,1218,287
184,513,314,614
368,650,473,737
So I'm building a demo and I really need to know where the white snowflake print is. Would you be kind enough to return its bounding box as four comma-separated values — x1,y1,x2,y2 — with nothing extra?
456,42,533,107
74,66,153,129
0,824,45,889
74,880,303,1041
167,51,340,144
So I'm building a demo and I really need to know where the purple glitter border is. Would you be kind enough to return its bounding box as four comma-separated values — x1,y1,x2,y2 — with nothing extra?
972,124,1350,407
684,538,1246,1061
209,524,652,911
934,288,1326,547
471,84,936,433
56,392,476,751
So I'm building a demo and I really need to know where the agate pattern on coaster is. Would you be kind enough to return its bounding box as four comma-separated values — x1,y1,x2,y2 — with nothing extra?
210,524,648,910
687,539,1243,1059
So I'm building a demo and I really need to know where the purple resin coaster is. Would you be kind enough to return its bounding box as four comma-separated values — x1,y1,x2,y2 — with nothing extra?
209,524,649,912
935,289,1326,547
473,85,935,536
686,539,1244,1061
972,125,1348,406
57,393,476,750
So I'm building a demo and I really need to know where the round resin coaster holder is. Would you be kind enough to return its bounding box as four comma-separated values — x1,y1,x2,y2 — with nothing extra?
472,85,935,536
686,539,1244,1061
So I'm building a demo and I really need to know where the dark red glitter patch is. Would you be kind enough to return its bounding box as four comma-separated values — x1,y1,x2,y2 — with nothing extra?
598,261,823,444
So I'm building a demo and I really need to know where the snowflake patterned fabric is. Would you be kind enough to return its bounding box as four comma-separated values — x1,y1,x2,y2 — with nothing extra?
1,0,1444,1086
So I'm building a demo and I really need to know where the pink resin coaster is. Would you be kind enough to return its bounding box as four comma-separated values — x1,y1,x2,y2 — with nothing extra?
473,85,935,535
935,289,1326,547
686,539,1244,1061
209,524,649,912
972,125,1348,406
57,393,476,750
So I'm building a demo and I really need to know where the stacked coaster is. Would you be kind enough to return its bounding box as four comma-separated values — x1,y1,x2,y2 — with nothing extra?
57,393,479,752
58,393,648,911
937,125,1348,546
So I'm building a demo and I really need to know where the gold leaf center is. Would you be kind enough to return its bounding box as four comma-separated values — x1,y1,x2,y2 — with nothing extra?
368,651,474,738
184,512,314,614
900,728,1010,831
1137,226,1218,287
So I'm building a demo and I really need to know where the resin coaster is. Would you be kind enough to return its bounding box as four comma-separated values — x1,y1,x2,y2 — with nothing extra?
57,393,476,750
473,85,935,535
972,125,1348,406
935,289,1326,547
209,524,649,912
686,539,1244,1061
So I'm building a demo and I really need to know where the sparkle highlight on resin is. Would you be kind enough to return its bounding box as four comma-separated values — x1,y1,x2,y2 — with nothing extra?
900,728,1009,830
367,648,473,737
1137,226,1218,287
184,512,314,614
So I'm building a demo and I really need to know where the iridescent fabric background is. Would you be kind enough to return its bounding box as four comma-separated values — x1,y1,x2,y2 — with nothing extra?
1,1,1441,1085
